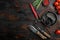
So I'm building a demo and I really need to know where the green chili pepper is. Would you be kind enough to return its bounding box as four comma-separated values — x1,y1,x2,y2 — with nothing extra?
36,0,43,9
33,0,40,6
32,0,43,10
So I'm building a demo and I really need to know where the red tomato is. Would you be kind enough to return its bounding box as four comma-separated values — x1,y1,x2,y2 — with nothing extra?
43,0,49,6
55,30,60,35
58,10,60,14
56,0,60,3
56,6,60,10
54,2,59,6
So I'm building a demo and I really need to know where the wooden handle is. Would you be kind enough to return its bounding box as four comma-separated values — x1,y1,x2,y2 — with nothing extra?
43,32,51,38
37,31,47,39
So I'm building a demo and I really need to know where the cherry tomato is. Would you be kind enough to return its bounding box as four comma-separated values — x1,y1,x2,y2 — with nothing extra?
56,6,60,10
43,0,49,6
55,30,60,35
56,0,60,3
54,2,59,6
58,10,60,14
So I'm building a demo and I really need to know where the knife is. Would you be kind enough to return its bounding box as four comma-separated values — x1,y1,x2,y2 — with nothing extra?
28,25,47,39
37,27,51,38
